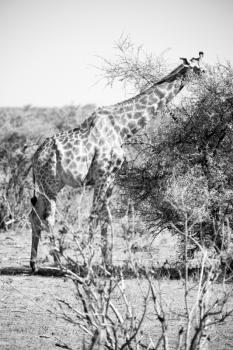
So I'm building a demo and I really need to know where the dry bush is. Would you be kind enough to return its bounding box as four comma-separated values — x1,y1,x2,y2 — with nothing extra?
0,132,32,227
97,36,233,263
40,183,233,350
0,104,96,230
45,41,233,349
98,34,168,93
52,210,233,350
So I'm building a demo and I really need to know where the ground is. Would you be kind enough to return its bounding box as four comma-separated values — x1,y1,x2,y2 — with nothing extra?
0,276,78,350
0,228,233,350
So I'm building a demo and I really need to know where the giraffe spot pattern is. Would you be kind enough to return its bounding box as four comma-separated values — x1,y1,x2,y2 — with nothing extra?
116,158,123,166
158,100,165,109
63,142,73,150
108,114,115,124
101,109,110,114
64,158,71,166
121,117,127,125
81,121,88,129
90,134,98,143
135,103,145,110
147,106,155,114
98,169,105,176
61,138,69,144
167,83,174,90
167,92,174,101
117,107,124,113
138,118,146,128
120,127,129,138
73,127,81,133
139,96,148,104
135,112,142,119
114,125,121,133
69,161,77,169
86,142,93,150
154,88,165,99
128,121,137,132
148,94,158,104
124,105,133,112
94,128,101,137
65,150,74,159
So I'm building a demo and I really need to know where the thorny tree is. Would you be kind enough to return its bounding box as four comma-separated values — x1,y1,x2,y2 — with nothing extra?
99,37,233,263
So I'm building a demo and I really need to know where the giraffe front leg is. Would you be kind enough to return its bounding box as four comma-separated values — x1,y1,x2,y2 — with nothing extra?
88,209,98,242
88,186,102,241
89,175,115,267
99,182,114,267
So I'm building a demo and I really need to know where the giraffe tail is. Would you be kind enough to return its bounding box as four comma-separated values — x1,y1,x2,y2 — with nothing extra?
31,167,37,207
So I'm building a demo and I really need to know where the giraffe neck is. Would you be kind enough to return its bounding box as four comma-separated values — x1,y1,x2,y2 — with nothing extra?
116,73,186,141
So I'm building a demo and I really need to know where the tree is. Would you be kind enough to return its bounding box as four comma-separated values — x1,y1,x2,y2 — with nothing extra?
99,38,233,262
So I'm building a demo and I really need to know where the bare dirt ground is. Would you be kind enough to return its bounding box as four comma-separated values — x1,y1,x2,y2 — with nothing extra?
0,229,80,350
0,276,79,350
1,228,233,350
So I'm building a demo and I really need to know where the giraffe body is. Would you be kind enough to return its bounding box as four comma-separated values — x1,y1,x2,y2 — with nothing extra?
29,52,204,271
33,112,125,193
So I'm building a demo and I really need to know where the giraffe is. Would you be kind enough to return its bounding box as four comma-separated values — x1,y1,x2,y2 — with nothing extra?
29,51,204,271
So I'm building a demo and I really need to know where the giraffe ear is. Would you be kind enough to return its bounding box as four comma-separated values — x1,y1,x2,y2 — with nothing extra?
180,57,190,66
199,51,204,59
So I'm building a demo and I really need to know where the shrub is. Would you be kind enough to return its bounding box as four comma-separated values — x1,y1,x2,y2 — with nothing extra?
118,63,233,260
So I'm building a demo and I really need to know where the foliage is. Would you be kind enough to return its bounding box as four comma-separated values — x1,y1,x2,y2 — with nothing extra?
118,63,233,260
98,34,168,92
99,37,233,259
55,217,233,350
0,132,31,224
1,36,233,350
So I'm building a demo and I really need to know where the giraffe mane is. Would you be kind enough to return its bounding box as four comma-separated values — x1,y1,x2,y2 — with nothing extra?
156,64,188,85
109,62,189,108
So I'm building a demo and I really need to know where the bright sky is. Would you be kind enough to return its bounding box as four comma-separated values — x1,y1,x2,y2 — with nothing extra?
1,0,233,107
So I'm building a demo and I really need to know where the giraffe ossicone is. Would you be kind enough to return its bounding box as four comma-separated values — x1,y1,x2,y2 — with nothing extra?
29,51,204,271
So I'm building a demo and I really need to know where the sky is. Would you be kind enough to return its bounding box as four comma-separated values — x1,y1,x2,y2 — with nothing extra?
0,0,233,107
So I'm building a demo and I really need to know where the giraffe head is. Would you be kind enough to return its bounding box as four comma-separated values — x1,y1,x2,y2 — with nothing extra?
180,51,205,75
157,51,204,85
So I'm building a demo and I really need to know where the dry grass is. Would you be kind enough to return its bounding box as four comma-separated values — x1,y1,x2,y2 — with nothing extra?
0,228,233,349
1,274,233,350
1,106,233,349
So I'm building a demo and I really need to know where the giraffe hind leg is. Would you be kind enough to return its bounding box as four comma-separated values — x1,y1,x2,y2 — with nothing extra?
44,195,61,267
29,194,46,271
29,190,60,271
30,144,62,270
